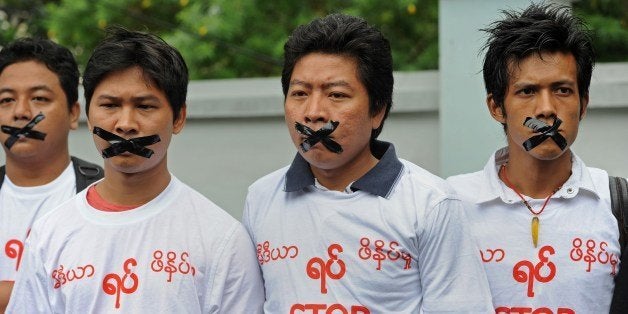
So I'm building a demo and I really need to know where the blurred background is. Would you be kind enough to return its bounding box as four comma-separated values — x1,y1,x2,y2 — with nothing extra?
1,0,626,218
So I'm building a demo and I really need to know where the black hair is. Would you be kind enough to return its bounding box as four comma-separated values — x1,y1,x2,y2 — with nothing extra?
83,27,188,121
0,37,79,109
282,13,393,140
482,2,595,123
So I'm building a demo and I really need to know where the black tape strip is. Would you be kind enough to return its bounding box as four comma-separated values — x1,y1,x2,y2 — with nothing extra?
294,120,343,154
522,117,567,151
1,112,46,149
92,127,161,159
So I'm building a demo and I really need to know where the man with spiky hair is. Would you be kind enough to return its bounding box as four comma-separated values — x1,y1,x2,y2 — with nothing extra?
447,3,618,312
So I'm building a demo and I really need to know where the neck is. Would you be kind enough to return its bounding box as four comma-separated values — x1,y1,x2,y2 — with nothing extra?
97,157,171,206
311,147,379,192
501,146,572,198
4,150,71,187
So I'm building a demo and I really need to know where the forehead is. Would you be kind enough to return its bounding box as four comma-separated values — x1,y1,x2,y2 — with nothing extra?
0,60,63,90
290,52,362,87
507,52,578,85
93,66,163,95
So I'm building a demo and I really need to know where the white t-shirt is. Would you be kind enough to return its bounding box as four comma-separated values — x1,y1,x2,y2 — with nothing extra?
7,176,264,313
243,142,493,314
0,162,76,282
447,148,619,313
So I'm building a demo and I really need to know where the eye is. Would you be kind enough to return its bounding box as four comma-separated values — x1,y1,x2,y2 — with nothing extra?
329,92,348,99
555,87,573,95
290,90,307,98
516,88,535,96
99,103,118,109
137,104,157,110
0,97,14,104
32,96,50,103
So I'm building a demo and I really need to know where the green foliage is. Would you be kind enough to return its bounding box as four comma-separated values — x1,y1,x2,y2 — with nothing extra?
1,1,627,78
0,0,48,46
573,0,628,62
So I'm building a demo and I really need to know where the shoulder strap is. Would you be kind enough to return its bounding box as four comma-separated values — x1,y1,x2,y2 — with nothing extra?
610,176,628,313
71,156,104,193
610,176,628,252
0,165,4,189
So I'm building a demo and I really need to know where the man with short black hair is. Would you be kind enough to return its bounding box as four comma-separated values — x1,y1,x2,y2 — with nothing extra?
8,29,263,313
244,13,493,313
0,37,103,311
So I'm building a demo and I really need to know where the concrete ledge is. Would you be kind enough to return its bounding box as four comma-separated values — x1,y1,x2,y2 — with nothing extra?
78,62,628,121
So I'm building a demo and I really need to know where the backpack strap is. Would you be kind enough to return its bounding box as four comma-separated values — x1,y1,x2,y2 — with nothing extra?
0,165,5,189
610,175,628,313
610,176,628,254
71,156,104,193
0,159,103,193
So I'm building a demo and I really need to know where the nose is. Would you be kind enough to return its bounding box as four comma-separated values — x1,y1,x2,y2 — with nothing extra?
303,92,328,124
13,98,32,121
114,106,139,136
534,90,557,120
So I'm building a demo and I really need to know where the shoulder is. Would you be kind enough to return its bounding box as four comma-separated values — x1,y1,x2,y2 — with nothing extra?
397,159,458,202
174,178,240,226
446,170,485,198
247,165,290,197
27,192,85,248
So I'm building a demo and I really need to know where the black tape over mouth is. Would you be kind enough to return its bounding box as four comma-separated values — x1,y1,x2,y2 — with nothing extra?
1,112,46,149
294,120,343,154
92,127,161,159
522,117,567,151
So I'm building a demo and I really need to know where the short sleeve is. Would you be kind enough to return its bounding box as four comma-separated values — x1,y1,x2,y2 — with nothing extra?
418,198,493,313
206,222,264,313
6,229,53,313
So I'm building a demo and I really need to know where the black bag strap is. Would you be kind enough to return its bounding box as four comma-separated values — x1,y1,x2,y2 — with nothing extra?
0,165,5,189
610,175,628,313
0,158,103,193
70,156,104,193
610,176,628,252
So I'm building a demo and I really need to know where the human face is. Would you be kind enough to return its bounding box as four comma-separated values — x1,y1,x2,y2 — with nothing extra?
284,52,385,171
0,60,79,162
87,66,185,175
488,52,587,161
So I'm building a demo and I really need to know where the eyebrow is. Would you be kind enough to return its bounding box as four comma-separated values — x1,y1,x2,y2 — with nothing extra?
0,85,54,94
513,79,576,89
289,79,352,90
95,94,162,103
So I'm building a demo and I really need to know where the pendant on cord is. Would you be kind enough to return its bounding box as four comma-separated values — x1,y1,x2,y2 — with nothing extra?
531,216,539,248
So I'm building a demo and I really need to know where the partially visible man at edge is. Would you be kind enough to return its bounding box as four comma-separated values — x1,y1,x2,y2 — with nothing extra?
0,38,103,312
447,3,618,312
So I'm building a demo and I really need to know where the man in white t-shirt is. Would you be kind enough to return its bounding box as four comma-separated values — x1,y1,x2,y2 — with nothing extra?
7,28,264,313
0,38,103,311
243,13,493,313
447,3,619,312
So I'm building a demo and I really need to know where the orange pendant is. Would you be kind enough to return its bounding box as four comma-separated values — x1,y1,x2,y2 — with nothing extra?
531,216,539,248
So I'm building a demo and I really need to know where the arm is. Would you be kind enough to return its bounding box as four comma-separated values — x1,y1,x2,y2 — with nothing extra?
0,281,14,313
208,223,264,314
418,198,493,313
5,232,53,314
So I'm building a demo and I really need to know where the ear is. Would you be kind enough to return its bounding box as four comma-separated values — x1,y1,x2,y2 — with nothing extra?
69,101,80,130
173,104,187,134
487,94,506,124
579,94,589,120
370,106,387,130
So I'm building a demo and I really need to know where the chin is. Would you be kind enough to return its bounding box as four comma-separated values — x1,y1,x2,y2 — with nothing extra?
301,151,343,171
528,146,570,161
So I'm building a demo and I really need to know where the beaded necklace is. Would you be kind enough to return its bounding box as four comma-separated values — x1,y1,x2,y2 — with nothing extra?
500,164,562,248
